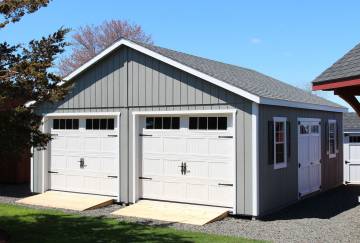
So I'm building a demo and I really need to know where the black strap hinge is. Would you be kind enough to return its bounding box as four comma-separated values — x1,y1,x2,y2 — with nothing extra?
218,183,233,186
218,136,233,139
139,176,152,180
108,175,118,178
139,134,152,137
108,135,118,137
345,160,351,164
48,171,58,174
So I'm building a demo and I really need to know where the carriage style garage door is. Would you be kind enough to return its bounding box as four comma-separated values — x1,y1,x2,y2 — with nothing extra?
139,115,235,208
344,134,360,184
48,117,119,197
298,118,321,197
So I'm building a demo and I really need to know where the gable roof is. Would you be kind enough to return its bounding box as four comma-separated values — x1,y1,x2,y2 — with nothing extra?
64,38,346,112
313,43,360,84
343,112,360,131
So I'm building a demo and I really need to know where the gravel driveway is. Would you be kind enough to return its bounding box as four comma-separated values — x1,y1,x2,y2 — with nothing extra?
1,184,359,243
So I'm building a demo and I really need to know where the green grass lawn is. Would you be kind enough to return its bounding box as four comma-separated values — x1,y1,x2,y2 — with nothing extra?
0,203,261,243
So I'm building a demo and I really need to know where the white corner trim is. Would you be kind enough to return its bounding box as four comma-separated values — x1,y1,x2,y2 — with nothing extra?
30,146,34,192
251,103,259,216
63,39,260,103
260,97,347,113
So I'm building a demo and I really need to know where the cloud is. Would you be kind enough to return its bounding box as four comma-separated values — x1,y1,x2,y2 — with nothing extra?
250,37,262,44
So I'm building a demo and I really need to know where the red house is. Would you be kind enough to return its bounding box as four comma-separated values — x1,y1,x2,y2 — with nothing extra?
313,43,360,115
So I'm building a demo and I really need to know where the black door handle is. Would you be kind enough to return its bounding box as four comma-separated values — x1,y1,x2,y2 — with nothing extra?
178,162,185,175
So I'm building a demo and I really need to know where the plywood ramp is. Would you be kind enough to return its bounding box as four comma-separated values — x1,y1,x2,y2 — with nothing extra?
16,191,114,211
111,200,229,225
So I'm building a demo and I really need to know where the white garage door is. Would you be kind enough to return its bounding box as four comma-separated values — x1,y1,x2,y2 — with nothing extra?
139,115,235,208
344,134,360,184
49,117,119,196
298,119,322,197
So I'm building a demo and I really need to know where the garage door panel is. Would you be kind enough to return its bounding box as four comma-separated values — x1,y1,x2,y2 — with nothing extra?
102,137,118,152
143,137,162,153
186,184,208,202
349,165,360,182
209,162,232,179
49,174,66,190
184,161,208,178
51,137,66,150
163,160,182,176
142,180,163,198
209,185,233,207
143,158,163,175
163,182,186,199
82,157,102,171
186,138,208,155
163,137,186,153
209,139,233,156
349,145,360,161
50,155,66,170
101,157,117,172
66,137,83,151
84,137,102,152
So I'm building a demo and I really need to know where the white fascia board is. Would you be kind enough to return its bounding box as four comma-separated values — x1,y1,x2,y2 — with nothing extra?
44,112,121,117
132,109,237,116
260,97,348,113
63,39,260,103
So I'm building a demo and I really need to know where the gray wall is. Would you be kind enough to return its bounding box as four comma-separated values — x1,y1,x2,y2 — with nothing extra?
258,104,343,215
34,46,255,216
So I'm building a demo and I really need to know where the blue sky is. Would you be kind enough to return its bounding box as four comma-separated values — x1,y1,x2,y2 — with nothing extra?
2,0,360,110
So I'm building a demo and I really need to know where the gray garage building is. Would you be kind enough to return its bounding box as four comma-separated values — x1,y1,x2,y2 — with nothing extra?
31,38,346,216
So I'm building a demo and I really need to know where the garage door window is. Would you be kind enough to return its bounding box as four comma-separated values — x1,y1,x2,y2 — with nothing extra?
86,119,114,130
53,119,79,130
146,117,180,129
350,136,360,143
189,117,227,130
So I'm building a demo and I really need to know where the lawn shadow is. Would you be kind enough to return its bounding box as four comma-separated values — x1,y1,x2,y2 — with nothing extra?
261,185,360,221
0,211,194,243
0,184,32,198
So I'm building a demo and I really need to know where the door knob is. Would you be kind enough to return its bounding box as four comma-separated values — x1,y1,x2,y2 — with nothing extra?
184,162,190,175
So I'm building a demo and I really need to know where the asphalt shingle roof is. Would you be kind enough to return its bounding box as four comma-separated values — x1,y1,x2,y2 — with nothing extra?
134,41,342,108
313,43,360,84
344,112,360,130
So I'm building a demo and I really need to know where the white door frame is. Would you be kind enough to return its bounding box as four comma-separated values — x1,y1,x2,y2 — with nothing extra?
132,109,237,213
297,117,322,198
40,112,121,201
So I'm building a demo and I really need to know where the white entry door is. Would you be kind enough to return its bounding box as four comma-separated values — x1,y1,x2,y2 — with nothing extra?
139,115,235,208
298,119,321,197
344,134,360,184
49,117,119,196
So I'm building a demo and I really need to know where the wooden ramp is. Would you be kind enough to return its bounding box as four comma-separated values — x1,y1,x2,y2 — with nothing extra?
16,191,113,211
111,200,229,225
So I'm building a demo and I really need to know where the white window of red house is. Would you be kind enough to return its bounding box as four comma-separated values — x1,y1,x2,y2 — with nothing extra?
273,117,287,169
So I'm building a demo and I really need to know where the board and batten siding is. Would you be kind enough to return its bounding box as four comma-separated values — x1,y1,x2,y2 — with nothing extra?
33,46,255,216
258,104,343,215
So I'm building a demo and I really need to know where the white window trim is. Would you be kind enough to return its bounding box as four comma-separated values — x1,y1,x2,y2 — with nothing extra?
273,117,287,170
328,119,337,159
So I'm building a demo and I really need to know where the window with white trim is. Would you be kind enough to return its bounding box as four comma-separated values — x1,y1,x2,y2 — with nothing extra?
328,120,337,158
273,117,287,169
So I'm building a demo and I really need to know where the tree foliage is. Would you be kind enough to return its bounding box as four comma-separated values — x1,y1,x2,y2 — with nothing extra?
58,19,153,76
0,0,70,158
0,0,50,28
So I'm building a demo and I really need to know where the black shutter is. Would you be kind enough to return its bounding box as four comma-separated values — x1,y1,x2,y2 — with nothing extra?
268,121,274,164
287,121,291,159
